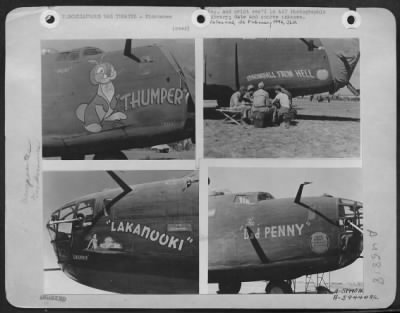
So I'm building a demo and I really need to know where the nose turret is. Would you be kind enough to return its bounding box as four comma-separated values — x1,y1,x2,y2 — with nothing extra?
337,198,363,267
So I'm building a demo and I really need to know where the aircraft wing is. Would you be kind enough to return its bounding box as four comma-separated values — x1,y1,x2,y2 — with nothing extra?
209,255,332,283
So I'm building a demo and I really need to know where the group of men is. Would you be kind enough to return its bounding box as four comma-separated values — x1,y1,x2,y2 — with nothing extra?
229,82,293,127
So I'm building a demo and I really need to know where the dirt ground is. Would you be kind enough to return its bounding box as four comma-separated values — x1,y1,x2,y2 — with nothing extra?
208,280,363,294
204,99,360,158
121,147,195,160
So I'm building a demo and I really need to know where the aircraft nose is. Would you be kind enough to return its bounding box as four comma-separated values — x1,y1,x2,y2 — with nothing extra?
337,198,363,266
322,39,360,93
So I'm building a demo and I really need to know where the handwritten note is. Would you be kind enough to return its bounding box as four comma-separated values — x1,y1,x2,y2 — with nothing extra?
22,139,40,203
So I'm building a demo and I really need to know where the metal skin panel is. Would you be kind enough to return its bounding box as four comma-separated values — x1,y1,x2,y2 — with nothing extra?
208,194,360,283
48,174,199,293
42,44,194,157
204,38,359,105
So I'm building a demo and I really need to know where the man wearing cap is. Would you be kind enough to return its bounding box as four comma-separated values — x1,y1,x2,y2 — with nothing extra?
243,84,255,105
251,82,276,124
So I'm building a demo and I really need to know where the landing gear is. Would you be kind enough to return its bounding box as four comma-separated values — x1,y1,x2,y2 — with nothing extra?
217,281,241,294
265,281,293,294
93,151,128,160
316,286,332,294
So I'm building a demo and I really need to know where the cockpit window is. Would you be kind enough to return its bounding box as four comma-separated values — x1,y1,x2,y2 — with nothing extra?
257,192,274,201
56,50,80,61
338,198,363,233
56,204,75,234
57,204,75,220
49,199,96,236
76,200,94,218
234,195,252,204
233,192,274,205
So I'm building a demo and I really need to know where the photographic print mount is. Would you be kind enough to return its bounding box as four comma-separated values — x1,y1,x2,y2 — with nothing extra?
5,5,397,309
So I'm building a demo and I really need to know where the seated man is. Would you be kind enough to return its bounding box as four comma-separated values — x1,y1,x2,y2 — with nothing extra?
251,82,276,124
230,86,251,120
243,84,255,105
272,86,292,128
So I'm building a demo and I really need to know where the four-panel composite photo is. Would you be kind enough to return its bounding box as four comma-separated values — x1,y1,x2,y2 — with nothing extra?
43,38,362,294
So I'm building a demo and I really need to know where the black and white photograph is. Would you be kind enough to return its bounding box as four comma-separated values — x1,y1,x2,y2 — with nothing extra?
5,5,397,309
42,39,195,160
208,168,363,294
204,38,360,158
43,170,199,294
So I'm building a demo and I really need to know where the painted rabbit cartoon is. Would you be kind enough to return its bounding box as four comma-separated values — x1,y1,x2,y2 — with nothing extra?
76,60,127,133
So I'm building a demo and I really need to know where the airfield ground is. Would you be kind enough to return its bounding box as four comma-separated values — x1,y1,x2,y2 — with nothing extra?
204,99,360,158
101,146,194,160
45,145,195,160
208,280,363,294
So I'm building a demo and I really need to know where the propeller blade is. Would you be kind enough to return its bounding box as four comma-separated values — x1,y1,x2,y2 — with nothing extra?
300,38,319,51
294,182,312,203
294,182,339,228
123,39,142,63
105,171,133,213
246,226,270,263
234,43,240,91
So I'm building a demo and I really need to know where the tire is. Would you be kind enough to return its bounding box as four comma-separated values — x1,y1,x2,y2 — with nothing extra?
217,281,241,294
93,151,128,160
265,281,293,294
316,286,332,294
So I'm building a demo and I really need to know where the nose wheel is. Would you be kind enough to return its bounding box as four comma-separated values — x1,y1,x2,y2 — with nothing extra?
265,280,293,294
217,281,241,294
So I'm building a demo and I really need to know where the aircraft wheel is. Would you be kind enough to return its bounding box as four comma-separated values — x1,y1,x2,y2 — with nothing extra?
93,151,128,160
316,286,332,294
265,281,293,294
217,281,241,294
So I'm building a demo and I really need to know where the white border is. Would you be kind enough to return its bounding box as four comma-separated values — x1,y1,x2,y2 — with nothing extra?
5,6,396,309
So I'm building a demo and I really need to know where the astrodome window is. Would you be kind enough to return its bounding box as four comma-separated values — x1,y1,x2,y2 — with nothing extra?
83,47,103,56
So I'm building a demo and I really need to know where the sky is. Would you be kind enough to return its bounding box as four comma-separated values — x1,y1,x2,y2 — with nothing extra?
209,167,363,285
43,170,192,293
209,167,362,201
